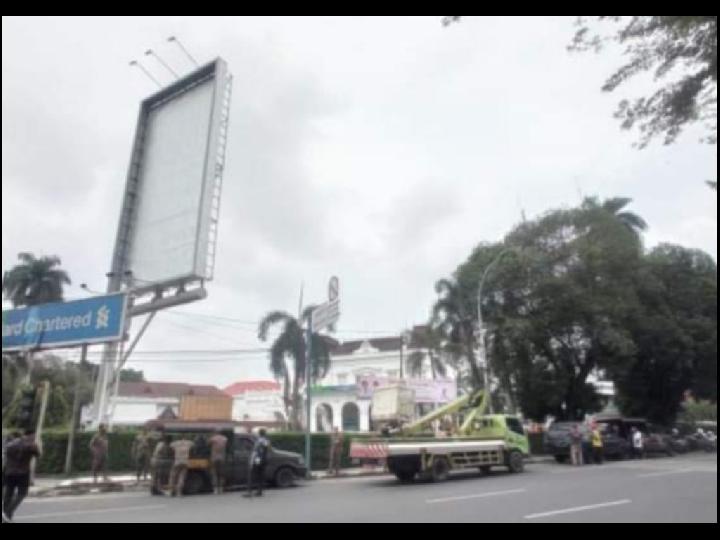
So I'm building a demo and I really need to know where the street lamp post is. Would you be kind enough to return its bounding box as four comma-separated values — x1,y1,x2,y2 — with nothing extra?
475,248,518,414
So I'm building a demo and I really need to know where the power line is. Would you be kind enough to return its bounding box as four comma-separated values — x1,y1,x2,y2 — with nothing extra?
166,309,406,336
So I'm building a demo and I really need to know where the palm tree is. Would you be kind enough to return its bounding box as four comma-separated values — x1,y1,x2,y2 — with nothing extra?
430,278,484,389
257,307,332,430
3,253,71,307
582,196,648,235
406,327,448,380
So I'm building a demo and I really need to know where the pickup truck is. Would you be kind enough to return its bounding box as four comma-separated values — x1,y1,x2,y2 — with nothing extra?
148,422,307,495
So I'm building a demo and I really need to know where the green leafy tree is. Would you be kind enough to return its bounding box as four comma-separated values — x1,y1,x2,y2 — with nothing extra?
406,327,448,380
446,200,643,421
3,252,71,307
258,308,333,430
569,16,717,148
611,244,717,425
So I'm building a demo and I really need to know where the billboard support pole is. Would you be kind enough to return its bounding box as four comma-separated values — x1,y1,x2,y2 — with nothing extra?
65,344,87,475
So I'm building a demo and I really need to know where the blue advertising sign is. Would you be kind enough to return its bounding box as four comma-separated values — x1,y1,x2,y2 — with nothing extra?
2,293,128,351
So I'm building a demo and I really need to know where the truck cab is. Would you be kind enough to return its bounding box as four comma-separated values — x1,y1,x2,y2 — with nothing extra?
471,415,530,456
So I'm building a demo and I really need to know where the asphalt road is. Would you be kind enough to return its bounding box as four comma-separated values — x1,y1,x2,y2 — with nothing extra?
13,453,717,523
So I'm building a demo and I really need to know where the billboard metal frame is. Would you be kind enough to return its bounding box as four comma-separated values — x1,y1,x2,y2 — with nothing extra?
90,58,232,429
108,57,232,302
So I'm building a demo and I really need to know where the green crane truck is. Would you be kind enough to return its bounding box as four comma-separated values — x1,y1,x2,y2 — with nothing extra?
350,390,529,482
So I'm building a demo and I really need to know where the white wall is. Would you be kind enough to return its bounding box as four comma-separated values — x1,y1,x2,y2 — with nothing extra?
108,397,179,426
231,390,285,422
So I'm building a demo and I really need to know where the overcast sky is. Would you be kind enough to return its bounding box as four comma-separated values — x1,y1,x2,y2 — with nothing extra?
2,16,717,388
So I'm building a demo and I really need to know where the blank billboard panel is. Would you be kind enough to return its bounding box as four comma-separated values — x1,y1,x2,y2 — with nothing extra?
110,58,232,291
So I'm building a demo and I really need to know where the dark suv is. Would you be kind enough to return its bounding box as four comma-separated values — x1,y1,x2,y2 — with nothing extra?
150,423,307,495
544,422,591,463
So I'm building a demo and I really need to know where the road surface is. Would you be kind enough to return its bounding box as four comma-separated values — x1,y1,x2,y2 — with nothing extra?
15,452,717,523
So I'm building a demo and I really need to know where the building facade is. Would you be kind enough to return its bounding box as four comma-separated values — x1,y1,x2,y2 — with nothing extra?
309,326,457,433
81,381,229,428
223,380,286,423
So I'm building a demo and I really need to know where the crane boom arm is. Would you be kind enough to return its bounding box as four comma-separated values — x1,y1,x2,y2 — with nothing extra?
400,389,487,435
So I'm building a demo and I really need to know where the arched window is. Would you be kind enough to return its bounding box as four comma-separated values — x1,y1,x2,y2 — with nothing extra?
342,402,360,432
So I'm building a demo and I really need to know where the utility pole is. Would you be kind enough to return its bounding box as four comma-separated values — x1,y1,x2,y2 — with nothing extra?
304,312,313,478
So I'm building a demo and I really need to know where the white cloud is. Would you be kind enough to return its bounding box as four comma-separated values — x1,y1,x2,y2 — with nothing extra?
3,16,716,387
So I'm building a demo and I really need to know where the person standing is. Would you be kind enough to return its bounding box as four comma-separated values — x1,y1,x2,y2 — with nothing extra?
150,434,174,496
169,437,193,497
631,427,644,459
131,428,152,482
2,430,40,523
208,429,228,495
245,429,270,498
327,427,343,477
570,424,584,466
591,424,604,464
89,424,109,483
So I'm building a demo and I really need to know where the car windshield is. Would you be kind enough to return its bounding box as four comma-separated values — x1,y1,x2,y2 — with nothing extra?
550,423,585,433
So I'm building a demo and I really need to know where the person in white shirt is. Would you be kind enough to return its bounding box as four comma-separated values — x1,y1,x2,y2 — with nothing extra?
631,427,644,459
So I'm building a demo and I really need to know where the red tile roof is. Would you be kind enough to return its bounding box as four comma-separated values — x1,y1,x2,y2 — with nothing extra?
119,382,228,399
223,380,282,396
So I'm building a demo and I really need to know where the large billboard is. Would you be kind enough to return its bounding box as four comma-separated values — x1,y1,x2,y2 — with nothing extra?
110,58,232,292
2,293,128,351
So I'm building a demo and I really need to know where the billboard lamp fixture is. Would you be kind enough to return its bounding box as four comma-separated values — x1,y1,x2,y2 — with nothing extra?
129,60,162,88
144,49,179,79
167,36,199,67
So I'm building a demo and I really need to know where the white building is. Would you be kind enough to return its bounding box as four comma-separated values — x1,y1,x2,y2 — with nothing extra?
310,326,457,433
223,380,286,423
81,381,228,428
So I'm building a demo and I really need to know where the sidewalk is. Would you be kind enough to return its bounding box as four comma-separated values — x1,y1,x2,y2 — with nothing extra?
30,456,554,497
30,474,147,498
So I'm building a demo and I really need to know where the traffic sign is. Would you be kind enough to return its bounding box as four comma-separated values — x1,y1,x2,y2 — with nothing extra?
311,299,340,332
328,276,339,302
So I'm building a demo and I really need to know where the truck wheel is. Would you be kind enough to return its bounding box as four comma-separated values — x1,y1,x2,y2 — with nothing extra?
274,467,296,489
507,451,524,474
394,470,416,483
431,457,451,482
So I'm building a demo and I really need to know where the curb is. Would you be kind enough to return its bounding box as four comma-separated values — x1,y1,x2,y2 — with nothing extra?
30,458,555,497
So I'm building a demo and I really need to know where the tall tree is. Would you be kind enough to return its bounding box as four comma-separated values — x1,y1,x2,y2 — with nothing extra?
582,196,648,236
257,308,332,430
406,327,448,380
610,244,717,424
430,277,483,388
3,252,71,307
452,203,642,421
569,16,717,148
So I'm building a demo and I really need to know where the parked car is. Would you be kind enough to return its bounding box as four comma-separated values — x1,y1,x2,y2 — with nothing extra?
642,432,675,457
147,421,307,495
544,422,591,463
598,426,631,460
667,430,690,454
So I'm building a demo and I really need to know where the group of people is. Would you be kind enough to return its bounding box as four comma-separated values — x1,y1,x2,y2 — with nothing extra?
145,427,270,498
569,423,646,466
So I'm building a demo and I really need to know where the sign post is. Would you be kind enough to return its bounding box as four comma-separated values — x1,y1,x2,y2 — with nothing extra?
304,277,340,478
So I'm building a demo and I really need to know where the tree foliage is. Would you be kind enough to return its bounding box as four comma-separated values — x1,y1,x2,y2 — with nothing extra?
258,308,333,430
2,252,72,307
432,196,716,424
569,16,717,148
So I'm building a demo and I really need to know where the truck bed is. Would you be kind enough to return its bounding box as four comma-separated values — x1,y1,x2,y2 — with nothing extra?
350,438,507,459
